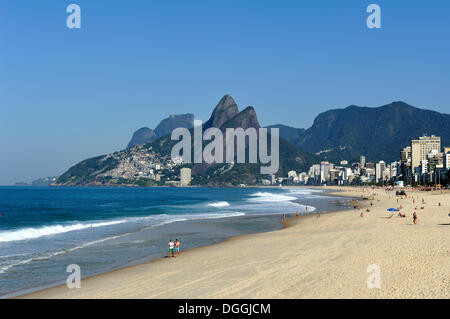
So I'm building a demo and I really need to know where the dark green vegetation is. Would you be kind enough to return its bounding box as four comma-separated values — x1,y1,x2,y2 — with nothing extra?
272,102,450,163
57,155,119,185
265,124,305,145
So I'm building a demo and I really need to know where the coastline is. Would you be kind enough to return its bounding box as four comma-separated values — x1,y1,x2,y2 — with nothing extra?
1,185,342,298
18,209,329,299
18,186,450,298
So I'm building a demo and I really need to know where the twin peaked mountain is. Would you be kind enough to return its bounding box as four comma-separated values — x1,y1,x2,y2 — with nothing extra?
56,95,450,186
57,95,313,186
127,95,260,148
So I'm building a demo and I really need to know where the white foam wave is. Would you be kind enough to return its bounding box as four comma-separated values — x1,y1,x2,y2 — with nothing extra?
0,212,246,274
0,233,127,274
144,211,245,227
0,211,246,244
248,192,297,202
288,189,312,195
208,201,230,208
0,252,31,259
0,220,126,243
303,205,317,212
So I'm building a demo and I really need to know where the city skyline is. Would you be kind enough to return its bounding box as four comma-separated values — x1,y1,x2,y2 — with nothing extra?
282,134,449,187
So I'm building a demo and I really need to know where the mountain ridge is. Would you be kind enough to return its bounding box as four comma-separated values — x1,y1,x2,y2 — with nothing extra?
127,113,194,148
295,101,450,163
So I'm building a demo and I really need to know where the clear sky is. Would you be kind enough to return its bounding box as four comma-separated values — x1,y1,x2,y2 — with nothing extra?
1,0,450,185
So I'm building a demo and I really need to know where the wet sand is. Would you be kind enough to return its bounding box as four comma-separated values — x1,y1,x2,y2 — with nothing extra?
20,186,450,299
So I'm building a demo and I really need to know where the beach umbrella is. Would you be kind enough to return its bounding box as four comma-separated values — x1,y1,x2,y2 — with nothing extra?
387,208,399,212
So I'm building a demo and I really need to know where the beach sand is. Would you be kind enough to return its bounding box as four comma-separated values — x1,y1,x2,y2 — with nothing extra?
20,186,449,299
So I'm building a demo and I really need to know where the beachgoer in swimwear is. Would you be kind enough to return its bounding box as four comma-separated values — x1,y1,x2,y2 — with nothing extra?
168,240,175,257
175,239,181,257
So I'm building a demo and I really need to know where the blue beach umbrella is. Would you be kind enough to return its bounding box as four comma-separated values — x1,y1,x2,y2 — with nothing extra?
387,208,399,212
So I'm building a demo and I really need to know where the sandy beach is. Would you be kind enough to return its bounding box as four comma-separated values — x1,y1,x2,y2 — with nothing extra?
20,186,449,299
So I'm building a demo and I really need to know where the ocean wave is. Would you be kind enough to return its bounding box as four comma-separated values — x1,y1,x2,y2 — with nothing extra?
287,188,324,198
207,201,230,208
302,204,316,212
0,211,246,244
0,220,126,243
0,252,32,259
0,233,127,274
287,189,312,195
146,211,245,227
0,212,246,274
248,192,297,202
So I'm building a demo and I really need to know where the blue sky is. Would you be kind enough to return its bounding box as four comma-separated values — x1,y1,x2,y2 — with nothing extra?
1,0,450,185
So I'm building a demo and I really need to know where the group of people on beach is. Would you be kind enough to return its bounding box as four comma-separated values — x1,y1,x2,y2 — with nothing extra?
168,239,181,258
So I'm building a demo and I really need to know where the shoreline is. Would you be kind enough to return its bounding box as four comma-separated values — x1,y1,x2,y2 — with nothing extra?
15,214,316,299
18,212,334,299
18,186,450,298
13,187,348,299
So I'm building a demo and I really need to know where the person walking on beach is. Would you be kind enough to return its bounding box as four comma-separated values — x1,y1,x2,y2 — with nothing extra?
175,239,181,257
168,239,175,257
413,212,418,225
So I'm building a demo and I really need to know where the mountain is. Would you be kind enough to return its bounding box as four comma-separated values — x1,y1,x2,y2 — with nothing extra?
127,127,156,148
127,114,194,148
265,124,305,145
187,102,317,185
56,95,318,186
154,113,194,137
204,95,239,129
295,101,450,163
32,176,59,186
221,106,261,130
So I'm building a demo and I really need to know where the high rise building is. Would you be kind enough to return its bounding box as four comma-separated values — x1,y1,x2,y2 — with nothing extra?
180,168,192,186
360,156,366,168
375,160,386,182
411,135,441,170
400,146,412,165
421,160,429,174
390,161,399,178
320,161,330,183
426,150,444,172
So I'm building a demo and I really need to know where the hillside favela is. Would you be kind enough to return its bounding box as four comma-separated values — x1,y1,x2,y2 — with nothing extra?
1,1,449,307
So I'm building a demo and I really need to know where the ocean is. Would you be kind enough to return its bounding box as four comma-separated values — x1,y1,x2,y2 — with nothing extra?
0,186,348,297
